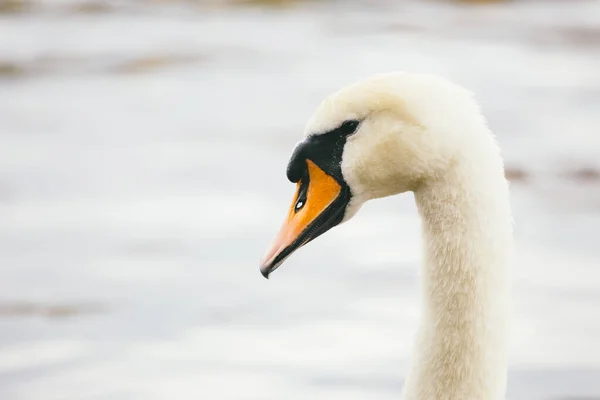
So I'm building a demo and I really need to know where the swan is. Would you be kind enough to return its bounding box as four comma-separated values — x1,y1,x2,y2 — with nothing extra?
259,72,513,400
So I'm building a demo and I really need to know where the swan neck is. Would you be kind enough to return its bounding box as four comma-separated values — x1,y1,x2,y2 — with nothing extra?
404,160,513,400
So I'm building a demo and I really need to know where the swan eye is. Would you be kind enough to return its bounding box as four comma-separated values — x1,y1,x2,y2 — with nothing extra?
295,200,304,211
340,120,360,135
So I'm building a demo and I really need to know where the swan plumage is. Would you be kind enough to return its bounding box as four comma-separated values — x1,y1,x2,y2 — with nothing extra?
260,71,513,400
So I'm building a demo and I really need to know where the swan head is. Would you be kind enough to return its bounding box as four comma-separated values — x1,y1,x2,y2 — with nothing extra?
260,72,484,278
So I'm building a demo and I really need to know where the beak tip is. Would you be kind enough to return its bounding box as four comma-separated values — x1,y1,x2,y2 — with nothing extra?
260,265,271,279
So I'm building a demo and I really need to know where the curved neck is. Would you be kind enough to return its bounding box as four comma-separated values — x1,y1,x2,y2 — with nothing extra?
403,156,513,400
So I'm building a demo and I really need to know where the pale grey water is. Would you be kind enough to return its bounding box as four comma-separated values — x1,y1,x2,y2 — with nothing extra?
0,1,600,399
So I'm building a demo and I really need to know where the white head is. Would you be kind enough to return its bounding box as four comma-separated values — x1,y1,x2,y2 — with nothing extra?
260,72,496,277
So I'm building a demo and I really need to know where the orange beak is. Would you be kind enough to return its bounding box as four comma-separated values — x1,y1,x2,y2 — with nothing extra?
260,159,347,278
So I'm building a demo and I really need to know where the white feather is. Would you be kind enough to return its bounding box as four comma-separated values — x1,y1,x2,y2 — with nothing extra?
305,72,514,400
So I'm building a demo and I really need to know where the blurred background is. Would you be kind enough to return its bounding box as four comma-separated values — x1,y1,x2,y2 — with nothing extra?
1,0,600,399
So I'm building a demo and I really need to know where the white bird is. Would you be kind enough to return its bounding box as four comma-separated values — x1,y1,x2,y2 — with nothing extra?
260,72,513,400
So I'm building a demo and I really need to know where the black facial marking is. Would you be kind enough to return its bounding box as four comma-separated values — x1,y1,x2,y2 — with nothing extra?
286,119,361,185
283,119,360,238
